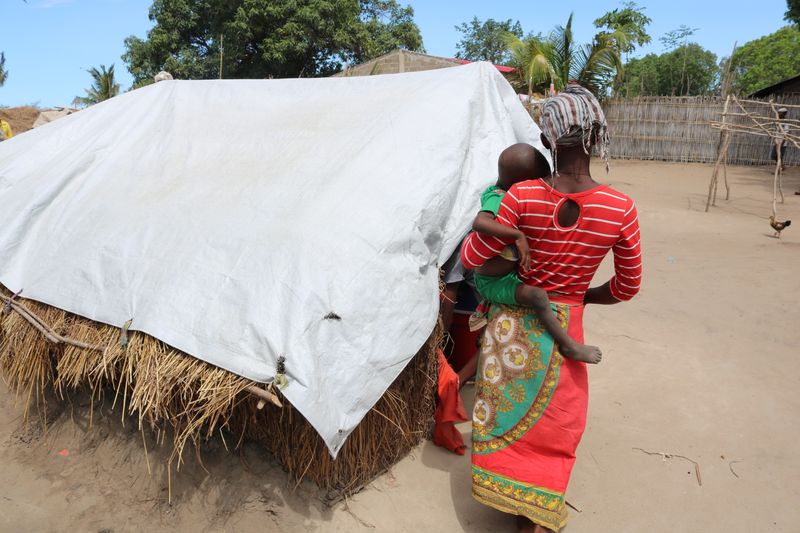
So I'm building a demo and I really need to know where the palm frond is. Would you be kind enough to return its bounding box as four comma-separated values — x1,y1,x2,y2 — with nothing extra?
503,13,624,97
549,13,576,88
504,33,557,95
74,64,120,107
574,40,618,95
0,52,7,87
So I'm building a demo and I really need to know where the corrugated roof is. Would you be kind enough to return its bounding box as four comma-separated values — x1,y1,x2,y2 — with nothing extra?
750,74,800,97
451,58,516,73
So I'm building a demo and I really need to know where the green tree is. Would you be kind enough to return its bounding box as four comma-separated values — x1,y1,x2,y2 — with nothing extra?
666,43,718,95
623,44,717,96
659,25,699,96
505,13,621,96
355,0,423,62
0,52,7,87
594,1,652,94
729,26,800,95
594,1,652,54
786,0,800,26
73,64,121,107
454,17,522,64
622,53,660,95
123,0,423,86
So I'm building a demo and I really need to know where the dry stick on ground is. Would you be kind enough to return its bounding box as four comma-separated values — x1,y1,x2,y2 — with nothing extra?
343,496,376,529
0,293,282,408
565,499,582,513
728,460,743,479
632,447,702,487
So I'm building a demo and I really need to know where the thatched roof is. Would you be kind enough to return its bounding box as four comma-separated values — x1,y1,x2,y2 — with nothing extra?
0,106,40,135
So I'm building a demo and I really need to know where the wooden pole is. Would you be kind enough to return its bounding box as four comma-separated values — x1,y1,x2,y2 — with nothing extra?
706,151,719,212
219,34,224,80
770,98,779,219
723,144,730,200
719,42,737,98
772,102,786,204
711,167,718,206
772,139,780,219
706,95,730,211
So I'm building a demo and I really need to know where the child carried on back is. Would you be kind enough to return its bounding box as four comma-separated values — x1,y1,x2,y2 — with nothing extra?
469,143,602,364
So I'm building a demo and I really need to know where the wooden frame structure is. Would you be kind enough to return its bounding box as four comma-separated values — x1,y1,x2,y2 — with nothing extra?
707,96,800,217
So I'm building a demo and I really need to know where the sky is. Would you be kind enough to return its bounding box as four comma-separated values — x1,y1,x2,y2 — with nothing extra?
0,0,792,107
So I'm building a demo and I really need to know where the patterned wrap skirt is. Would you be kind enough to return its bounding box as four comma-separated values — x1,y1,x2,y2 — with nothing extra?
471,303,589,531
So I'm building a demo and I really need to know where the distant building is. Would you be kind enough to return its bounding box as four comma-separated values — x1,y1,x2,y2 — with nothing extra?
750,74,800,98
334,49,516,79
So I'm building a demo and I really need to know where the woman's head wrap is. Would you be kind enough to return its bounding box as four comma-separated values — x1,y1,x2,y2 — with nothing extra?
540,83,610,173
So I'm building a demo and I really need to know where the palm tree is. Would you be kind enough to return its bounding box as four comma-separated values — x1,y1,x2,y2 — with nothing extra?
505,14,623,97
0,52,8,87
73,64,120,107
504,35,556,98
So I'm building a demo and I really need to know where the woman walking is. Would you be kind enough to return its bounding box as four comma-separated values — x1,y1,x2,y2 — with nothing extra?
461,84,642,532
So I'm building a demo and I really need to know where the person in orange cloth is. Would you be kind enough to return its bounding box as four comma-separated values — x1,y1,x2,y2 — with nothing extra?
433,349,468,455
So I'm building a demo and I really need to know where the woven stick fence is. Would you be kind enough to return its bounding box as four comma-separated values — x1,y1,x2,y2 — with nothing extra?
604,95,800,165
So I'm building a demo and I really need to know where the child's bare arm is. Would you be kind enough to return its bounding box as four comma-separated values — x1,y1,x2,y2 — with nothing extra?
471,212,530,270
472,212,514,237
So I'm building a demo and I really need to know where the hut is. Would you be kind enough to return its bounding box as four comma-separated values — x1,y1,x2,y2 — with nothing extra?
750,74,800,98
0,63,547,497
335,48,516,80
0,106,41,136
33,107,78,128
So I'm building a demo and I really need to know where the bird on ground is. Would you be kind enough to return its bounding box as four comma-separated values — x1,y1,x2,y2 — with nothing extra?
769,216,791,238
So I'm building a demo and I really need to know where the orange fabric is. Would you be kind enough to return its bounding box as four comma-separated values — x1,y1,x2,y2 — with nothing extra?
433,349,469,455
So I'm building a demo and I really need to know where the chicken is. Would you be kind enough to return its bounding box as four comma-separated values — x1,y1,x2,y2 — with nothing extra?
769,216,792,238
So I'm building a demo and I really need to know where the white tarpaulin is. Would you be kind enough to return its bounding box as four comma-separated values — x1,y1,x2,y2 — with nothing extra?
0,62,548,455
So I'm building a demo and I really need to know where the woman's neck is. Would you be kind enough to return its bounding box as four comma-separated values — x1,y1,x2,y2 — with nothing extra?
551,144,598,193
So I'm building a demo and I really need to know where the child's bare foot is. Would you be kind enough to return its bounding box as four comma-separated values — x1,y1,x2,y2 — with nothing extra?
559,342,602,364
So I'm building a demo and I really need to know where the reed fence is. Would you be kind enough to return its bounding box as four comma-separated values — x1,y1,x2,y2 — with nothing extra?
604,95,800,166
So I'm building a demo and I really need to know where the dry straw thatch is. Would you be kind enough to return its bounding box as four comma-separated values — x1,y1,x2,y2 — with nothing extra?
603,95,800,166
0,284,441,501
0,106,41,135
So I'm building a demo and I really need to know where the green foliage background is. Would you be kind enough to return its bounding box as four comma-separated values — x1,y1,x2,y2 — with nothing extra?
728,26,800,95
123,0,423,86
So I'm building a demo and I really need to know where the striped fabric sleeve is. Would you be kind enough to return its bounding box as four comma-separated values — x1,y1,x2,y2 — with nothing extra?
608,200,642,301
460,185,521,269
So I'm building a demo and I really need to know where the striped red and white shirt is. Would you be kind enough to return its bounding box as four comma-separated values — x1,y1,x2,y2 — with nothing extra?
460,179,642,304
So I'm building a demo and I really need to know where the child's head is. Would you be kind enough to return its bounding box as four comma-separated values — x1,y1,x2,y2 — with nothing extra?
496,143,551,191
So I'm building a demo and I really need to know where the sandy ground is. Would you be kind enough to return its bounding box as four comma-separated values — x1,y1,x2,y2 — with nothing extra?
1,160,799,532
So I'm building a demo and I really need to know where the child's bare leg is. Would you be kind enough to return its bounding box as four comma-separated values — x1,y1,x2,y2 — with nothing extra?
514,285,602,364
